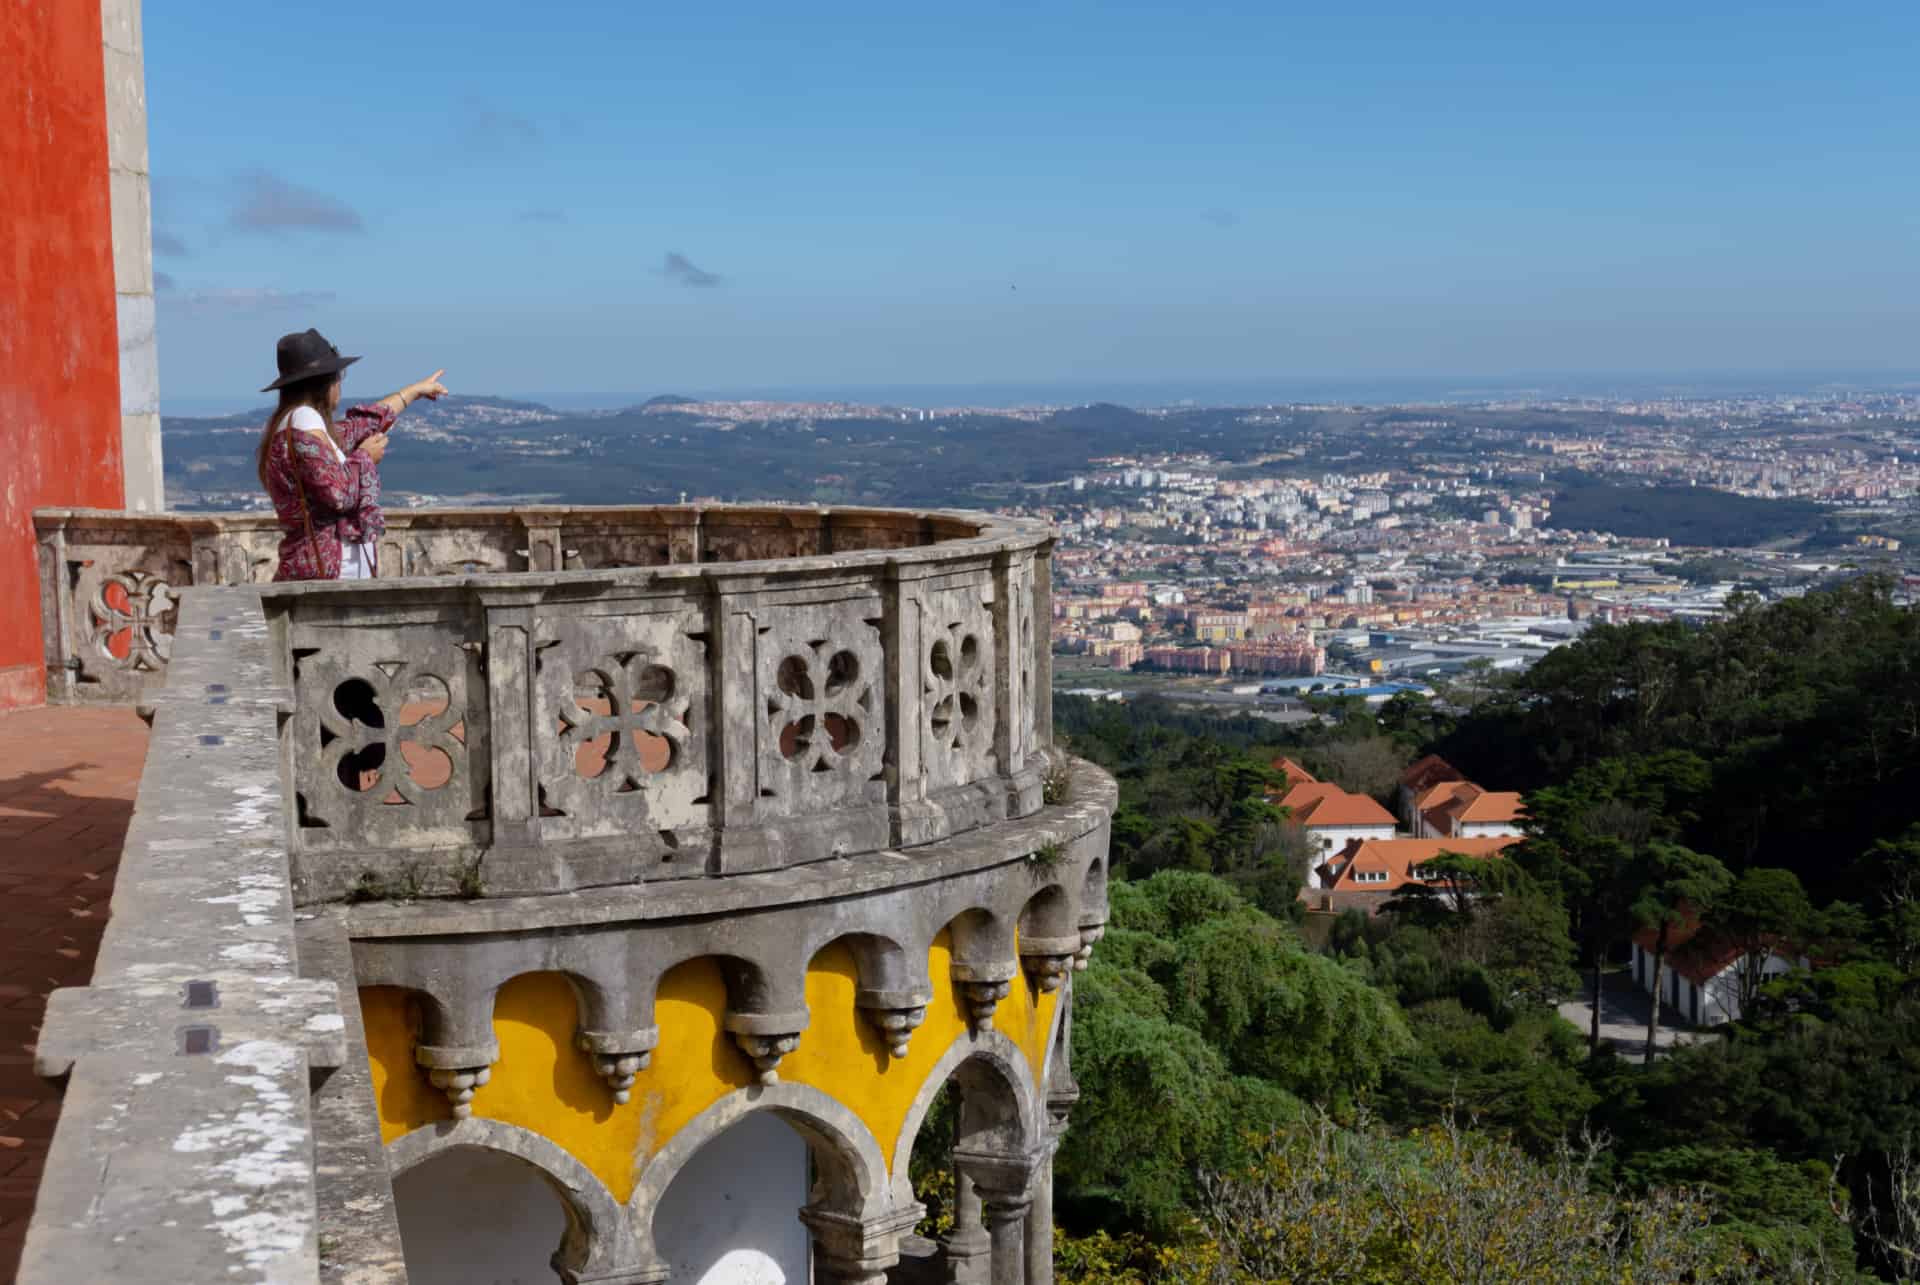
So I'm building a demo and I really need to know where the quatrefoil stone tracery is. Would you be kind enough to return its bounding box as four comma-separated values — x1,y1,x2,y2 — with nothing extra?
317,661,463,803
925,619,990,755
560,654,690,791
766,640,870,772
87,570,177,673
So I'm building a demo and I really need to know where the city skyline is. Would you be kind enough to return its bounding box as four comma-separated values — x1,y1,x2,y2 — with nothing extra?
148,1,1920,401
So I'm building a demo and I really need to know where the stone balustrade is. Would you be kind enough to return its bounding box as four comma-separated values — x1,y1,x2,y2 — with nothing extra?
34,503,1040,704
22,547,1109,1285
198,505,1059,901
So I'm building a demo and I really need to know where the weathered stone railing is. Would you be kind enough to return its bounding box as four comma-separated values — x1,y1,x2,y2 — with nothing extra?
23,576,1112,1285
35,503,1035,704
20,586,390,1283
252,507,1057,902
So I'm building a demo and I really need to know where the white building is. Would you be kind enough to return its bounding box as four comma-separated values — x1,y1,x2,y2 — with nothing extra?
1629,915,1808,1026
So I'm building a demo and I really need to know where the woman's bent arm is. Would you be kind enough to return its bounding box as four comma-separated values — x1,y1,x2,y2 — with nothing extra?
337,401,398,452
288,427,371,513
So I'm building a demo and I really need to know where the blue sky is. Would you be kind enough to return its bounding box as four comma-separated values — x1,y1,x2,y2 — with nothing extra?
148,1,1920,405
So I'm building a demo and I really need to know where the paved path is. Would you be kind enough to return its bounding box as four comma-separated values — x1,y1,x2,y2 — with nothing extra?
1558,969,1704,1060
0,706,149,1284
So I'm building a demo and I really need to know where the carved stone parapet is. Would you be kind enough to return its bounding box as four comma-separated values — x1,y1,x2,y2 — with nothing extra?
416,1041,499,1119
576,1027,660,1104
723,1009,808,1085
1018,934,1081,993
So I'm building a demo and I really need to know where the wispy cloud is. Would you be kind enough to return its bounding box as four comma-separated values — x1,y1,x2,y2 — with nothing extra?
1201,207,1240,229
462,98,542,151
158,285,338,318
517,208,567,224
153,227,190,257
155,271,177,293
661,252,723,288
227,171,364,237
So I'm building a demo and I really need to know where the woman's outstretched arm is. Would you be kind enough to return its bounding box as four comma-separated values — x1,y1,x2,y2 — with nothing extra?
376,369,449,418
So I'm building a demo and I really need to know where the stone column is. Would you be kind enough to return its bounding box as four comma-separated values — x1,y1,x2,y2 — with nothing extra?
100,0,163,512
1024,1153,1055,1285
955,1149,1041,1285
980,1189,1032,1285
941,1170,992,1284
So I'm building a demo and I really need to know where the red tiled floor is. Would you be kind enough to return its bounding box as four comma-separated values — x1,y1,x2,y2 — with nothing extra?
0,705,147,1284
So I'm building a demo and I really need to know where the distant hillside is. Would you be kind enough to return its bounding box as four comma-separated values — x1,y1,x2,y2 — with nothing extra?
1545,477,1831,547
159,396,1261,509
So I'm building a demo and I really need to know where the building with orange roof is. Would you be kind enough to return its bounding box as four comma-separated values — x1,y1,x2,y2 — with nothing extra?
1416,782,1526,839
1277,782,1400,877
1629,909,1807,1026
1269,756,1317,791
1397,754,1465,828
1305,835,1519,914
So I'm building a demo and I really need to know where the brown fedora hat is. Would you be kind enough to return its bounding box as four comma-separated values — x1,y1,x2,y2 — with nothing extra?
262,328,360,391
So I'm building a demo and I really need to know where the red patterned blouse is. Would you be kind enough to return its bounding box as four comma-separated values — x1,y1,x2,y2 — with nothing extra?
264,403,395,581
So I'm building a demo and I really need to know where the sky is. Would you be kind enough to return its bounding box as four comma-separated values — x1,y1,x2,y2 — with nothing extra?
147,1,1920,407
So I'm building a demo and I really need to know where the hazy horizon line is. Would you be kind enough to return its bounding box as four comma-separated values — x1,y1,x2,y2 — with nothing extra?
162,368,1920,417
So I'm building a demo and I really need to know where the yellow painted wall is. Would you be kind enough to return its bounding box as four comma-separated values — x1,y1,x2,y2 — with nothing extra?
361,928,1060,1205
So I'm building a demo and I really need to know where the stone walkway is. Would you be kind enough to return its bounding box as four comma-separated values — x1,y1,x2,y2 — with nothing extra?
1557,968,1704,1060
0,706,149,1284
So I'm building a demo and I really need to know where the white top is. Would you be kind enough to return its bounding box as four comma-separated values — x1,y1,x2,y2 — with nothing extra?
287,406,377,580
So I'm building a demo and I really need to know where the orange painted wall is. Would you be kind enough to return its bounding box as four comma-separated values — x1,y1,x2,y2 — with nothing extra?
0,0,126,710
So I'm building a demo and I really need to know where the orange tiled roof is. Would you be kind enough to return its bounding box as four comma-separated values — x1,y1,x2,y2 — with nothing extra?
1285,785,1396,828
1455,790,1524,824
1270,756,1318,789
1321,835,1518,893
1414,779,1477,812
1631,909,1747,985
1400,754,1464,793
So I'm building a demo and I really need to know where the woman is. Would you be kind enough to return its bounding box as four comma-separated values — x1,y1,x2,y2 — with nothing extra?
256,328,448,581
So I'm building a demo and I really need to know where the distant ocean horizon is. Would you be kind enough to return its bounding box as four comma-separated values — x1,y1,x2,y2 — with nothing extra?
161,369,1920,418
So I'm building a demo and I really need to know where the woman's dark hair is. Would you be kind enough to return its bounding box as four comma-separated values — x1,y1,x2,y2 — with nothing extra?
255,374,340,487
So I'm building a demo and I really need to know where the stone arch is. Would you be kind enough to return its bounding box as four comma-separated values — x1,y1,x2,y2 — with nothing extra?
387,1117,638,1281
888,1028,1044,1207
811,930,932,1061
945,905,1015,970
1082,851,1109,919
1017,882,1076,940
628,1081,897,1264
1016,884,1081,994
